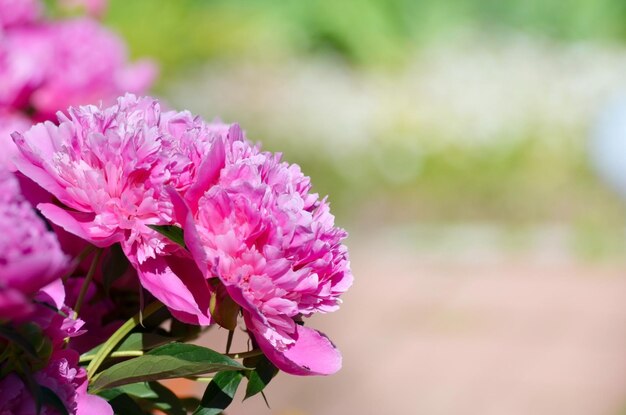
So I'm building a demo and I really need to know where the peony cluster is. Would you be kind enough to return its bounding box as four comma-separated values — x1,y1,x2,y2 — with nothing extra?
0,167,112,414
12,93,353,376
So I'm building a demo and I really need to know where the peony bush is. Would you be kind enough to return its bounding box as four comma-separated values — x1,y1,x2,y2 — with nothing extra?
1,93,352,414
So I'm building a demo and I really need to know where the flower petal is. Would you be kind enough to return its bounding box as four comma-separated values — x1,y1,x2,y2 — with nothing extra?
166,186,209,278
38,203,120,247
185,136,225,212
76,392,113,415
246,314,342,376
136,254,212,325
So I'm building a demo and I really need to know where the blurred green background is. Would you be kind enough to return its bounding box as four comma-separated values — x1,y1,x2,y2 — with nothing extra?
101,0,626,258
94,2,626,414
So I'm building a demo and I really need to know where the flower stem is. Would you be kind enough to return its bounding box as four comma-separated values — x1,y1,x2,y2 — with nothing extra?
225,349,263,360
86,301,163,380
225,330,234,354
184,376,214,383
79,350,144,363
62,244,96,282
73,249,103,317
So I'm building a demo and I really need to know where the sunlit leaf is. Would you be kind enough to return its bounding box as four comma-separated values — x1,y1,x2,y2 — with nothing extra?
147,225,186,249
91,343,244,391
243,354,278,400
192,371,244,415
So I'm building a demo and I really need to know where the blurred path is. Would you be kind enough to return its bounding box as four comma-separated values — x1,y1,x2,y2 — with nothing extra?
186,226,626,415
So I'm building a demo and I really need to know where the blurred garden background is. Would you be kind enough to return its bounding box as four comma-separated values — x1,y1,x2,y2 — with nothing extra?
102,0,626,413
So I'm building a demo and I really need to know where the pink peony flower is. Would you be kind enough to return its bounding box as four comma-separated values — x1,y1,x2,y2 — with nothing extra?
0,351,112,415
31,18,156,120
0,26,50,112
174,128,353,375
0,169,67,320
0,19,156,121
13,94,353,375
12,95,220,324
0,0,41,30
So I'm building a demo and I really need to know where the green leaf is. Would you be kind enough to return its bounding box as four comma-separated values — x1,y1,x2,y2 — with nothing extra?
99,382,160,400
193,371,244,415
147,225,186,249
91,343,245,392
102,244,130,296
243,354,278,400
39,386,70,415
100,382,186,415
0,325,38,358
81,332,176,361
98,389,149,415
180,397,202,412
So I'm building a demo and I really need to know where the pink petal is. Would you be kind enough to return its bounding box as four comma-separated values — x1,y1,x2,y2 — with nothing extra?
38,203,120,247
36,279,66,310
76,392,113,415
245,314,342,376
12,140,68,204
185,136,225,212
166,186,209,277
136,255,212,325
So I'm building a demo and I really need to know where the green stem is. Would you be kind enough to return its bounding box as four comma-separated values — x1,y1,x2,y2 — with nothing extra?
62,245,96,282
184,376,214,383
86,301,163,380
79,350,144,364
73,249,103,317
225,349,263,360
225,330,234,354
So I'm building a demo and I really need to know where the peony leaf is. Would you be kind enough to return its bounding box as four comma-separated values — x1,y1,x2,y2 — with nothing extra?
100,382,186,415
147,225,186,249
192,370,244,415
97,388,149,415
90,343,244,392
243,354,278,400
0,325,38,358
81,332,176,361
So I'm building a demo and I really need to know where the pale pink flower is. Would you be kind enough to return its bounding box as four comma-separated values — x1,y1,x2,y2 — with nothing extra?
0,169,67,320
0,19,155,121
175,130,353,375
0,0,41,30
12,95,219,324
